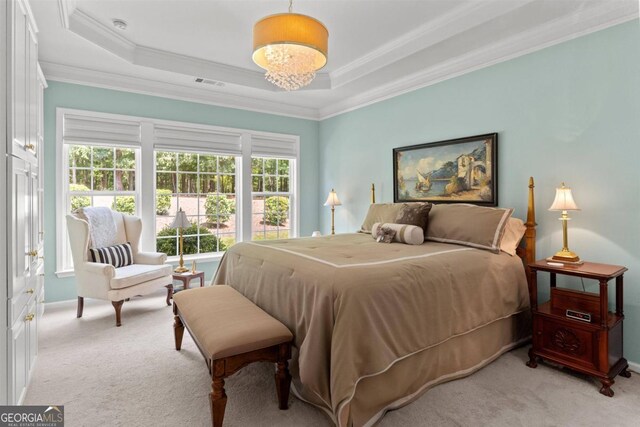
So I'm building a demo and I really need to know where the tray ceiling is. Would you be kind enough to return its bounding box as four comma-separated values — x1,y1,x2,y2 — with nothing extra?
32,0,638,120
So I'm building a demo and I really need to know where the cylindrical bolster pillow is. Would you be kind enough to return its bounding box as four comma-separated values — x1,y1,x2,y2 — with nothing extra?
371,223,425,245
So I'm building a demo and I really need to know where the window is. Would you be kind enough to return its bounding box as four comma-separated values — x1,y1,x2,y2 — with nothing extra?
155,151,237,256
66,145,139,215
56,109,299,276
251,157,293,240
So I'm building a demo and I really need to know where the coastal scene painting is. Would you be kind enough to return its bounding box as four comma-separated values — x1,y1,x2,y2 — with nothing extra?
393,133,497,205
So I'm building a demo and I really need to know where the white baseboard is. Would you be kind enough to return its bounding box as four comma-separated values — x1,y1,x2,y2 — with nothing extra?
628,360,640,374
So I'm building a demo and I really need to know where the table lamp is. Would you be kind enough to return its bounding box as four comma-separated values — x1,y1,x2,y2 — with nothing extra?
324,189,342,235
548,182,581,263
170,208,190,272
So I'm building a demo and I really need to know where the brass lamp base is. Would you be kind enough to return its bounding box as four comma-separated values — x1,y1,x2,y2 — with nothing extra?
174,266,189,273
552,249,580,263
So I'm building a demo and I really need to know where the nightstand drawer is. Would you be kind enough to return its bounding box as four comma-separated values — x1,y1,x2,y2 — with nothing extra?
537,317,598,369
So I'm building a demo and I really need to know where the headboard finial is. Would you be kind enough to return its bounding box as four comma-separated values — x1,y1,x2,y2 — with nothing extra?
371,183,376,204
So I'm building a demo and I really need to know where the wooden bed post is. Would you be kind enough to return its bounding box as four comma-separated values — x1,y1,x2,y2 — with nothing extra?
525,177,537,265
524,177,537,304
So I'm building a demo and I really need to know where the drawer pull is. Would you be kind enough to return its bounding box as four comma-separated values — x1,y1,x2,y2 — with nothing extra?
26,288,34,294
25,144,35,151
39,255,45,260
27,250,38,257
24,313,34,322
38,273,45,277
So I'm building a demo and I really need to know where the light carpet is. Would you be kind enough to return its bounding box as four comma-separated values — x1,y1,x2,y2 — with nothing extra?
25,289,640,426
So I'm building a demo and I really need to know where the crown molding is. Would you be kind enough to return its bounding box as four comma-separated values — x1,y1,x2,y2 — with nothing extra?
63,7,330,91
329,0,537,88
56,0,75,29
20,0,39,33
319,1,639,119
50,0,638,122
40,61,322,120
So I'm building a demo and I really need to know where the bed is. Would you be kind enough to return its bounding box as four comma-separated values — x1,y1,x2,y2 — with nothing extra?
213,178,537,427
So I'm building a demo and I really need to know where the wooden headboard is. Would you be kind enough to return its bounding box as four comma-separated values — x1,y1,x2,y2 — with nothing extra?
369,176,537,289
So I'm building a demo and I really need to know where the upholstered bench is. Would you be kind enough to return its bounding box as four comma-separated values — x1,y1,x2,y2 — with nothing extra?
172,285,293,427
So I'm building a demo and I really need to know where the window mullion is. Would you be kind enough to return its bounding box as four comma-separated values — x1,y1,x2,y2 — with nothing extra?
240,133,253,242
140,121,155,252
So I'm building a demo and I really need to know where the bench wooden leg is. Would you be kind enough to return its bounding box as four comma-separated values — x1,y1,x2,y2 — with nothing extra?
174,313,185,351
76,297,84,318
210,377,227,427
275,343,292,410
112,300,124,327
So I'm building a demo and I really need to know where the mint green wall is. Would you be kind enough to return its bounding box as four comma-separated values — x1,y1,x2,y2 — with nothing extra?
44,21,640,364
43,82,320,303
319,21,640,364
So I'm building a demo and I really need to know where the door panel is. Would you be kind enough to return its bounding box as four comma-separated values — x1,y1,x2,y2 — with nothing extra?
27,299,37,375
11,0,27,156
10,314,27,405
10,156,30,298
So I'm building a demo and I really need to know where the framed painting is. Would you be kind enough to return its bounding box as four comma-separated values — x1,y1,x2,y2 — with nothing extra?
393,133,498,205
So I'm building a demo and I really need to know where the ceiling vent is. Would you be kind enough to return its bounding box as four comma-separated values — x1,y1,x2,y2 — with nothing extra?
195,77,225,87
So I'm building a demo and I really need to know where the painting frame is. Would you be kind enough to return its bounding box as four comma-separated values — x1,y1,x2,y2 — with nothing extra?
393,133,498,206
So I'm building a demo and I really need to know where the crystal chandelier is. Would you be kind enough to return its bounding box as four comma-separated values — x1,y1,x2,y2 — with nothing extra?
252,0,328,91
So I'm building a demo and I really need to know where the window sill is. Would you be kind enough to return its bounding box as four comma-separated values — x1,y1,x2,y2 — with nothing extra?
166,253,224,264
55,269,75,278
55,253,223,278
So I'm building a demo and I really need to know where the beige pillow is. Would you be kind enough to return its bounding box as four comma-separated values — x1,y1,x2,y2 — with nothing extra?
426,204,513,253
371,223,425,245
360,204,406,234
500,217,527,256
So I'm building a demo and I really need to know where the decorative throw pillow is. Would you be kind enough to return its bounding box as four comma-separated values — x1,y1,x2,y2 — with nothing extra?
89,242,134,268
374,226,397,243
371,223,425,245
499,217,527,256
360,203,406,234
426,204,513,253
395,202,432,238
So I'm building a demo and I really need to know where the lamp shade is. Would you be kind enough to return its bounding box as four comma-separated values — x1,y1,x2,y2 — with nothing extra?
324,189,342,207
252,13,328,71
549,183,580,211
170,209,190,229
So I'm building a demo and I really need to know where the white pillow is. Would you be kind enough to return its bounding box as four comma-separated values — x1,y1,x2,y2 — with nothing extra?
371,223,425,245
499,218,527,256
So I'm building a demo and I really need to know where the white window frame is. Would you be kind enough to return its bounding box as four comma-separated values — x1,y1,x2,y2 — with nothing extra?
153,149,240,257
55,108,300,277
250,156,297,240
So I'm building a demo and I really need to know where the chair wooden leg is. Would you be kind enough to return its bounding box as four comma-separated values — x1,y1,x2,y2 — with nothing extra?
210,377,227,427
76,297,84,318
275,343,292,410
165,284,173,306
112,300,124,327
173,313,184,351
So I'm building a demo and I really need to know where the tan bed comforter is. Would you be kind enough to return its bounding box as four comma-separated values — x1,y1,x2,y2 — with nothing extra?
213,233,530,426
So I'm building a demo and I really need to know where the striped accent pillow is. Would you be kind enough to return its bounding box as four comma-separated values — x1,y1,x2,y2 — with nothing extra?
89,242,134,268
371,223,425,245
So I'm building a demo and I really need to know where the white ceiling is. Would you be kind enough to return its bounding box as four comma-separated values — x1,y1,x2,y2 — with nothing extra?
31,0,639,120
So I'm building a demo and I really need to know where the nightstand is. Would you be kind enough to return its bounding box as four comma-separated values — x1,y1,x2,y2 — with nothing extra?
526,260,631,396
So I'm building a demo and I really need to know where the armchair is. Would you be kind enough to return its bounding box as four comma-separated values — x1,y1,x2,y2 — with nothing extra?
67,210,174,326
